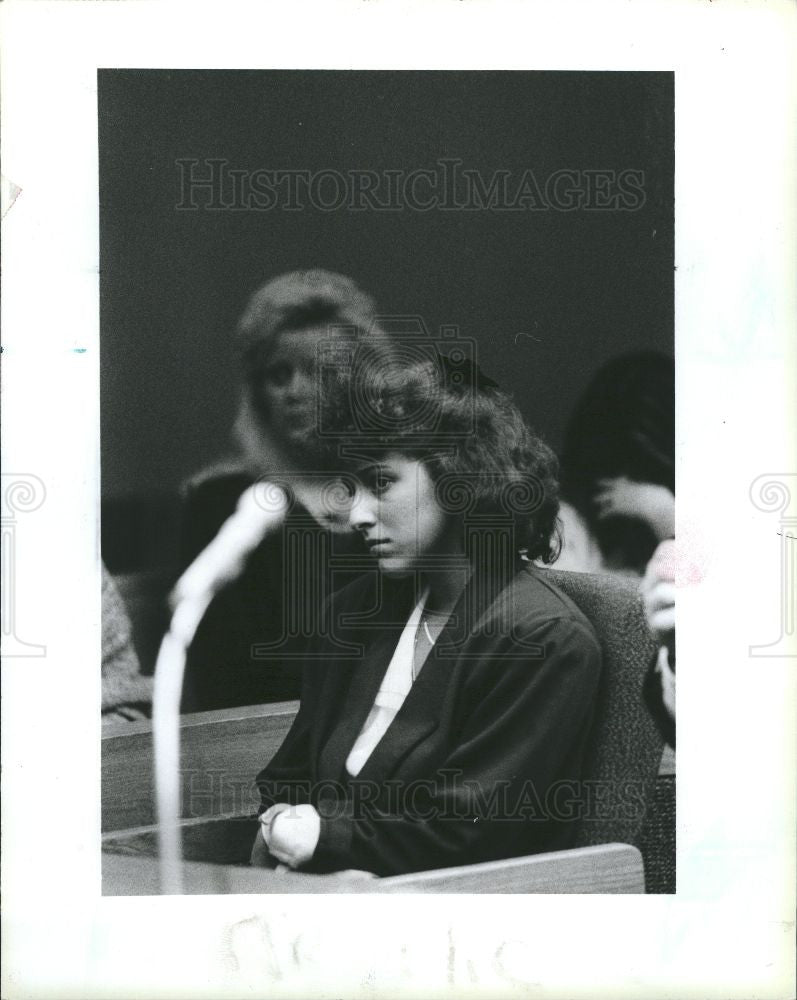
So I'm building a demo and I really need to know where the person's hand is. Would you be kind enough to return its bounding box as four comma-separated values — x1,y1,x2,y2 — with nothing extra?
640,539,676,647
259,803,321,869
593,476,675,541
653,646,676,719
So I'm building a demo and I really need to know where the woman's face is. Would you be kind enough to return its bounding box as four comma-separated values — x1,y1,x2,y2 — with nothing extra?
256,326,327,448
347,453,459,576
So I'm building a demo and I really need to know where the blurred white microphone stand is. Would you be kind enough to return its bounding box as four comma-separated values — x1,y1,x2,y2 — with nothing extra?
152,482,289,894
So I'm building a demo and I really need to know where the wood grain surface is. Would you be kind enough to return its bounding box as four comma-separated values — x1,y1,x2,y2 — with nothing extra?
103,840,644,895
102,701,299,831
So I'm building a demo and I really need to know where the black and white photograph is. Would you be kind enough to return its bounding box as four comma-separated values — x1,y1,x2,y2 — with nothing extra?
98,69,675,896
2,3,795,998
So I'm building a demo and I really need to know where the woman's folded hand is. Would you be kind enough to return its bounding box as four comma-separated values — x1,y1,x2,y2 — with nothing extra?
260,803,321,869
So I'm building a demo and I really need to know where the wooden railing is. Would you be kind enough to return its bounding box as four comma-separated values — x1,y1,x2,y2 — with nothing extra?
102,702,299,831
103,840,645,895
102,702,660,894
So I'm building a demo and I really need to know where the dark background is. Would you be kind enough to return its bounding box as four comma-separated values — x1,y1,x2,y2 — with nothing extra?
99,70,673,572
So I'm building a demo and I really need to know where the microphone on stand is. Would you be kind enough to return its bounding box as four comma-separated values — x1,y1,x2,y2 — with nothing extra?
170,481,291,623
152,480,290,894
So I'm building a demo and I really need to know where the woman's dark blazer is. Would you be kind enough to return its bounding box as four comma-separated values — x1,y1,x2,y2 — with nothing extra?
255,562,602,876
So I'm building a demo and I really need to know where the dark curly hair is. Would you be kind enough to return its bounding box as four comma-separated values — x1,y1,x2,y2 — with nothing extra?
561,350,674,503
561,350,674,571
322,348,562,564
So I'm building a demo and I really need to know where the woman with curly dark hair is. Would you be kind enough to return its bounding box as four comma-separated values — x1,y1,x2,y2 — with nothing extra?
251,350,603,877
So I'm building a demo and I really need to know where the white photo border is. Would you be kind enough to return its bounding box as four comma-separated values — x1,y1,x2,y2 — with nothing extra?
1,1,795,998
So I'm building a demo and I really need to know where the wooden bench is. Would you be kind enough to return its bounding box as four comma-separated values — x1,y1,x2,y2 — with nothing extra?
102,702,661,894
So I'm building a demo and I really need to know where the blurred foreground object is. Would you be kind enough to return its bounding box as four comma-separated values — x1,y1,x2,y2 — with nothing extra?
102,564,153,724
640,539,676,747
